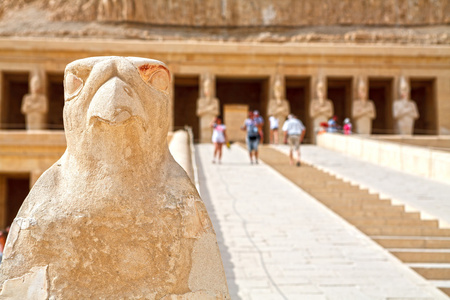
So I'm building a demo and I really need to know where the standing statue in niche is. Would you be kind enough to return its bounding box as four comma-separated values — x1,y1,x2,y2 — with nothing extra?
267,75,290,144
352,77,376,134
0,57,229,299
21,68,48,130
309,77,333,141
393,76,419,135
197,73,220,143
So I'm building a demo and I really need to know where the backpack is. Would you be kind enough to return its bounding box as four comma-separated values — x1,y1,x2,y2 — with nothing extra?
247,122,259,140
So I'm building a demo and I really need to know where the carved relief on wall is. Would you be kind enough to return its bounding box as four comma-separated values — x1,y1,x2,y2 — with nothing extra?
196,73,219,118
267,74,290,120
352,76,376,134
393,76,419,135
21,68,48,130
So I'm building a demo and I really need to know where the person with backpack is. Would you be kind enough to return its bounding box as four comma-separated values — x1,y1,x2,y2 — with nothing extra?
241,111,260,164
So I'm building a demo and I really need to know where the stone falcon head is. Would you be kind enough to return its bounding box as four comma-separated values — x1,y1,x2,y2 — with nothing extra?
63,56,171,164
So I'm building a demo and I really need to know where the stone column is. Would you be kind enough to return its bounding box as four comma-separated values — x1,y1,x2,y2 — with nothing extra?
267,74,290,144
0,72,3,129
393,76,419,135
196,73,219,143
0,176,6,228
309,75,333,143
21,68,48,130
352,76,376,134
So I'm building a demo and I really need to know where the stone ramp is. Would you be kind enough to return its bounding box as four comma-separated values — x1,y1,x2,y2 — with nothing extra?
195,143,447,300
291,144,450,227
262,145,450,296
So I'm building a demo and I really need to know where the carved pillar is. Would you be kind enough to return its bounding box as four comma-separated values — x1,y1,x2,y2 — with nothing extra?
393,76,419,135
0,176,6,228
0,72,4,129
196,73,220,143
309,75,333,144
267,74,290,144
21,68,48,130
352,75,376,134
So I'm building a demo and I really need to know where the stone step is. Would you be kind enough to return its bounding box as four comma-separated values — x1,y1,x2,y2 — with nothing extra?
428,280,450,296
389,248,450,263
349,218,438,227
305,184,368,193
372,236,450,249
331,204,406,214
319,198,393,207
408,263,450,280
360,226,450,237
338,210,421,219
309,191,380,200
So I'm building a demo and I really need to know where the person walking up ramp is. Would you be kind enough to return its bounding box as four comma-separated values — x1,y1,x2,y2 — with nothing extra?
282,114,306,166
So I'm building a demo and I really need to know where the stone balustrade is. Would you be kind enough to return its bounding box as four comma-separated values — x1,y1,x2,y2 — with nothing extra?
317,133,450,185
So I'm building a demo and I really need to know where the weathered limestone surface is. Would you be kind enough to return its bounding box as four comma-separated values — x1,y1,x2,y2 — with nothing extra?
1,0,448,26
0,1,448,44
393,76,419,135
0,57,229,299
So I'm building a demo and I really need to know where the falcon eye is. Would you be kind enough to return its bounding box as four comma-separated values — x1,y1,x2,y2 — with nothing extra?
138,64,170,92
64,73,84,101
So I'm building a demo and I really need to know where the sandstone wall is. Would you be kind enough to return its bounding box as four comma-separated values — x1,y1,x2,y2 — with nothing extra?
1,0,449,27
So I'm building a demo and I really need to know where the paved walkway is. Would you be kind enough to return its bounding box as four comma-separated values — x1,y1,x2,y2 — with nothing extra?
195,144,447,300
274,144,450,227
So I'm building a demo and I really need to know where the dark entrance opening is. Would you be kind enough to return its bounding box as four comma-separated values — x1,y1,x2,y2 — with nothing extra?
1,73,29,130
47,73,65,130
368,78,393,134
286,77,311,143
216,77,269,141
327,78,352,127
1,174,30,228
174,76,199,141
410,78,436,135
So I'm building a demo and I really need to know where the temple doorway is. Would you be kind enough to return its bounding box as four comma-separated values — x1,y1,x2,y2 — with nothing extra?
0,174,30,228
216,77,269,142
174,76,200,141
1,72,29,130
327,77,352,127
286,77,311,143
47,73,65,130
410,78,436,135
368,78,393,134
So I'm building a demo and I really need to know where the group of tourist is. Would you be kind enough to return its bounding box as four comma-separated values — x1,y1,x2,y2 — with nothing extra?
210,110,307,167
322,116,353,135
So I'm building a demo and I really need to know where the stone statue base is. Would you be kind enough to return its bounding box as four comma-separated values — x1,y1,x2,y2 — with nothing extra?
199,113,216,143
25,113,46,130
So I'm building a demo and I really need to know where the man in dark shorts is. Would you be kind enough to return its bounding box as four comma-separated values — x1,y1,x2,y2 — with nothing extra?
241,111,260,164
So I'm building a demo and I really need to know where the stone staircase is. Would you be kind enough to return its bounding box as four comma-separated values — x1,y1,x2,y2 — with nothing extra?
258,145,450,296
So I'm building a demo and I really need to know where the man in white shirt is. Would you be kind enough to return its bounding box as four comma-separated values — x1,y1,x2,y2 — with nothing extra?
282,114,306,166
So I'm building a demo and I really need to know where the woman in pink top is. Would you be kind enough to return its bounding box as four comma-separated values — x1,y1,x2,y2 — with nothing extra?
210,117,228,164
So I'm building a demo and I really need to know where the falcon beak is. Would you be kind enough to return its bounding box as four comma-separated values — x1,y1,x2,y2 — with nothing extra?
87,77,145,127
